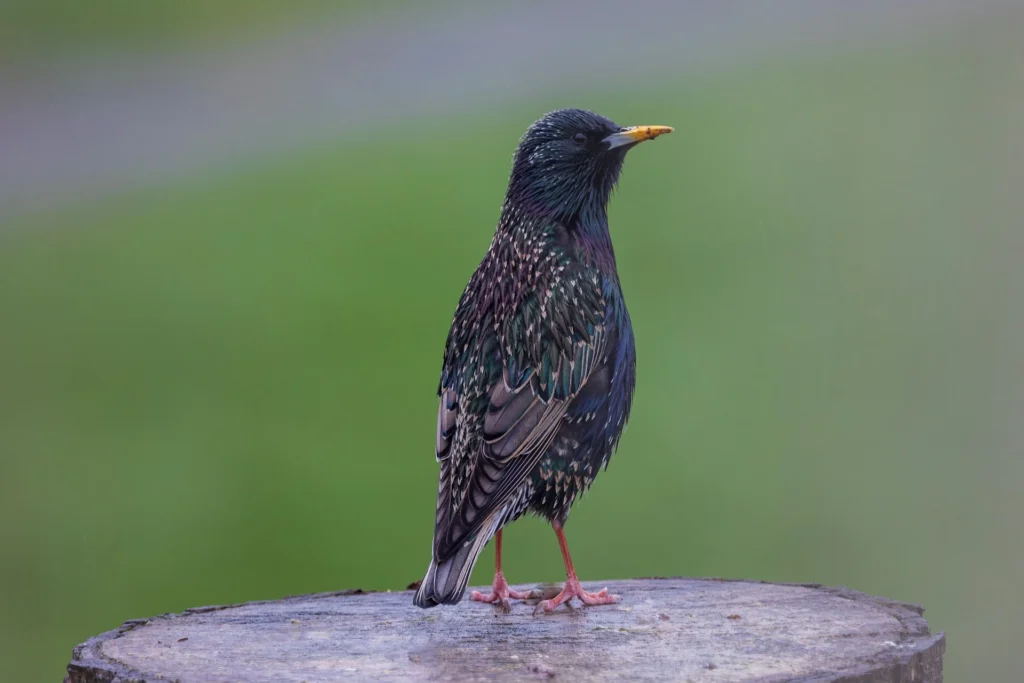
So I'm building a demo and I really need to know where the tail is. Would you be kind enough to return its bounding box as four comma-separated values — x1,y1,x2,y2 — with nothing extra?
413,524,494,608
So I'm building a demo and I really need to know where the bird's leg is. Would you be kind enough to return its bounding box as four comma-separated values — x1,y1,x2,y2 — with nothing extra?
469,530,535,609
536,521,619,613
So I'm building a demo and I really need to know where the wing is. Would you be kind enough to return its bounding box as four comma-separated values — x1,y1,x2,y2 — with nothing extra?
432,324,607,563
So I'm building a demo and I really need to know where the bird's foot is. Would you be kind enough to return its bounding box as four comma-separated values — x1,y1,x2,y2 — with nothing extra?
470,572,537,612
534,575,619,613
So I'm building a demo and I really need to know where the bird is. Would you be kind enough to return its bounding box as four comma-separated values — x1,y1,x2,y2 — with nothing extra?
413,109,672,612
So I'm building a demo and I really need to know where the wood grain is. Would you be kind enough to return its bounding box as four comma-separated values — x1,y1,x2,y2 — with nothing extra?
65,578,944,682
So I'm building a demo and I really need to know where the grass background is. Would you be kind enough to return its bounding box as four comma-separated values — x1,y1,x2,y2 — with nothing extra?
0,1,385,60
1,20,1022,683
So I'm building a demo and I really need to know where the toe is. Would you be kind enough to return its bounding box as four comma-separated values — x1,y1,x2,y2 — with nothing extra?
579,590,618,606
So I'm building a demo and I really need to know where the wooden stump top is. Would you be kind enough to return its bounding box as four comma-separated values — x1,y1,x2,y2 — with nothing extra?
66,578,944,682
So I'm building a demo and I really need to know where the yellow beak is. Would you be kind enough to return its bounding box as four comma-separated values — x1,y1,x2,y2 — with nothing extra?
603,125,673,149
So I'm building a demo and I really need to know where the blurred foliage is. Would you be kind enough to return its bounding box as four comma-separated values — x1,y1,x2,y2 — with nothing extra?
1,22,1022,683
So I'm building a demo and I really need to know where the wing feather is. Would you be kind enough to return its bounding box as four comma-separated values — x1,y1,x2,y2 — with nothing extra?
433,327,606,562
435,387,457,461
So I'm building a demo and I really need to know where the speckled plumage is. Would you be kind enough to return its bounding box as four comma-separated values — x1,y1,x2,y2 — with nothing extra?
415,109,669,608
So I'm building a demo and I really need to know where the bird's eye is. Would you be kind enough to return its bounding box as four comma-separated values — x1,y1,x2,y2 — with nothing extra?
573,133,587,145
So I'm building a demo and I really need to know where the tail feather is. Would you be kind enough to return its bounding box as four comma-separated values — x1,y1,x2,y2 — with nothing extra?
413,519,496,608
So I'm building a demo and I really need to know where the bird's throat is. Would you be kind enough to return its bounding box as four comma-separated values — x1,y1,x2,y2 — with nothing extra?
569,206,614,274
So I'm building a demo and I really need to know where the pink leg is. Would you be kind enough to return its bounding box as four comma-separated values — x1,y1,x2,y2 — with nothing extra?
536,521,619,613
469,531,535,610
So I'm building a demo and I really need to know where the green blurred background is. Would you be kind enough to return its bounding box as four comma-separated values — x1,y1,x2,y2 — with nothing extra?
1,3,1022,681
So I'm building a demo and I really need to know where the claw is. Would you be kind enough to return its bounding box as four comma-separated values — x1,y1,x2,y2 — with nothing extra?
470,572,532,610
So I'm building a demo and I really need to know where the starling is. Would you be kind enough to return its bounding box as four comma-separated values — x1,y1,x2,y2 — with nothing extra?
413,109,672,612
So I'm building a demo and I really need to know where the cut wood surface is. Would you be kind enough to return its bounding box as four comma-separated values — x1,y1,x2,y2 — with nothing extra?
65,578,944,682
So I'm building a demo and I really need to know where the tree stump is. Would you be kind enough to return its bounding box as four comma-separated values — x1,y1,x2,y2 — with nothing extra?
66,578,944,682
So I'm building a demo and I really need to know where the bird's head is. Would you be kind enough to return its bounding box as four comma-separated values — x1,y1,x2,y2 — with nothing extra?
506,108,672,223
